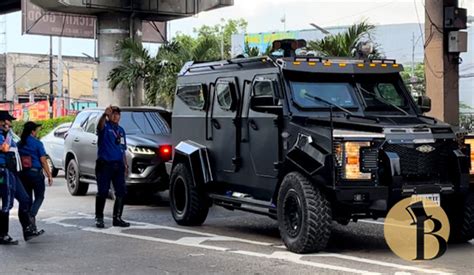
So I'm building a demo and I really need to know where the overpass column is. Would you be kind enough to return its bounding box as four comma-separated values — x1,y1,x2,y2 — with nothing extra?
97,13,142,107
425,0,460,125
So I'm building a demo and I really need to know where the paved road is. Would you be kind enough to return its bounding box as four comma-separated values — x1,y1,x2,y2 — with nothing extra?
1,174,472,274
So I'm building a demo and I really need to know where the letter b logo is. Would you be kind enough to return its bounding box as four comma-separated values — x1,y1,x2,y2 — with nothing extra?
385,198,450,261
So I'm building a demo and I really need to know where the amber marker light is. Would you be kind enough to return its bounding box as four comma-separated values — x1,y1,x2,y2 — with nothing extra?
464,138,474,174
343,142,371,180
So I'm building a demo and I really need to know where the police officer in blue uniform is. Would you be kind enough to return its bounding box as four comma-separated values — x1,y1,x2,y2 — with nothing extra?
95,106,130,228
0,111,43,244
18,121,54,231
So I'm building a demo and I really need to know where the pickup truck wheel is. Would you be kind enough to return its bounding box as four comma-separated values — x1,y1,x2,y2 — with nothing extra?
170,163,209,226
46,156,59,177
66,159,88,196
277,172,332,253
448,193,474,243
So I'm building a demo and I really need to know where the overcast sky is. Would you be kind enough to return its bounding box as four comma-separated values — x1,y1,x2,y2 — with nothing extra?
1,0,473,56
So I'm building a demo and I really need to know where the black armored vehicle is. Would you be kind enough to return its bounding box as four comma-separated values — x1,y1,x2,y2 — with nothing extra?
169,41,474,253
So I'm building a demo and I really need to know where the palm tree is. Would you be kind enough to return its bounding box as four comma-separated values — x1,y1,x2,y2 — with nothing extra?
307,21,380,57
108,38,151,106
108,37,218,108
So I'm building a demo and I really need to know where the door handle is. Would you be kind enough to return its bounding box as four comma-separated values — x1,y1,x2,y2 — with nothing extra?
211,119,221,130
74,138,80,142
249,119,259,131
92,140,97,145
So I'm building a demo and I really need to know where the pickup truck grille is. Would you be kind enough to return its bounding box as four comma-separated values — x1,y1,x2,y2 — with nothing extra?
383,142,455,180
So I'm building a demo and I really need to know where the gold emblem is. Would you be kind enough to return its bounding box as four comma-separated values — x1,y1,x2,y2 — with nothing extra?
416,145,435,153
384,197,449,261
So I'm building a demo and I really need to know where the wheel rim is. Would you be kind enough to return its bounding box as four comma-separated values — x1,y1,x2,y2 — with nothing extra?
283,190,303,238
173,177,187,215
67,162,77,190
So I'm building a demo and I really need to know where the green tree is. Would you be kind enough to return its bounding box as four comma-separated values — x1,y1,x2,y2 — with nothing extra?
109,19,248,108
307,20,380,57
400,63,425,97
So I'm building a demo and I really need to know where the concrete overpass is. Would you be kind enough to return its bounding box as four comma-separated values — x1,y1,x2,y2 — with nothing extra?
1,0,233,106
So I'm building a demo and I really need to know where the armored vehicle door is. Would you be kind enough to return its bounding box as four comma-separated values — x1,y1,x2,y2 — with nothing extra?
245,75,281,184
209,78,240,178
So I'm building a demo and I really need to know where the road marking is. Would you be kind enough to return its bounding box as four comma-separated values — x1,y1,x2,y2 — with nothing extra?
314,254,449,274
359,220,385,225
42,213,450,275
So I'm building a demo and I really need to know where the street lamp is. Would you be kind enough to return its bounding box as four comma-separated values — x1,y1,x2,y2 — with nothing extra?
309,23,330,35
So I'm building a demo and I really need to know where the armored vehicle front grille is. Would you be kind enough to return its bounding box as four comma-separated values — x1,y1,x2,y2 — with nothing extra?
383,142,456,181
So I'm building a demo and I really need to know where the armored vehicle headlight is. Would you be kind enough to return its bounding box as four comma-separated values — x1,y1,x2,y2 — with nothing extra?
336,141,372,180
128,146,155,155
463,138,474,174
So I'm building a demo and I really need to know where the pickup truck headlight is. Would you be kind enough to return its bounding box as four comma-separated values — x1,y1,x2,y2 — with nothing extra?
335,141,372,180
128,146,155,155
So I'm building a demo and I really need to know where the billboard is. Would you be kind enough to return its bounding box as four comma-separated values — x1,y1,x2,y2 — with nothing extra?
22,0,166,43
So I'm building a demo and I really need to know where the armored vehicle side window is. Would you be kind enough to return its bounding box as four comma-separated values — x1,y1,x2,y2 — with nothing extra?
216,82,236,111
177,84,206,110
254,81,274,97
291,82,357,108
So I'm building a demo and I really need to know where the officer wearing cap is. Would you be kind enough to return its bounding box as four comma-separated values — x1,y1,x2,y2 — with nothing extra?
95,106,130,228
18,121,54,231
0,111,43,244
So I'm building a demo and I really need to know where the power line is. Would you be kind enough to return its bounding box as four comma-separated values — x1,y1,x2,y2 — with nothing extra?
321,0,399,26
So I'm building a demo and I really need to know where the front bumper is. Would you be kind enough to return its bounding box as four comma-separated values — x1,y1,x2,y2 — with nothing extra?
330,143,470,215
125,152,170,191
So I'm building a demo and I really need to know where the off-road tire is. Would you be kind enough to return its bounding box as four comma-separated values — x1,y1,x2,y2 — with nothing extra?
277,172,332,253
66,159,89,196
170,163,209,226
448,193,474,243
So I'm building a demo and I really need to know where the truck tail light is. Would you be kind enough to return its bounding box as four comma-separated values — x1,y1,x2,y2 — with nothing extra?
157,145,172,162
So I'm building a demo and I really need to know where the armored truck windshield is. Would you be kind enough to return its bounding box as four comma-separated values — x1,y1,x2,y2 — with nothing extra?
289,73,417,116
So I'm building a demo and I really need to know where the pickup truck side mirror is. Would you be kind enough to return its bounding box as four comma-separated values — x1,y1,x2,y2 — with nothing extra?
417,95,431,113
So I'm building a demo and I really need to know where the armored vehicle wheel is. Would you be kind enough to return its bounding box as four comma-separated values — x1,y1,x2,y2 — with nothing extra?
277,172,332,253
66,159,88,196
170,163,209,226
448,193,474,243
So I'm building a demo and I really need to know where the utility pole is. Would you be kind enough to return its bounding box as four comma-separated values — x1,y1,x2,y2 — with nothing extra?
57,37,63,117
49,36,54,118
425,0,468,125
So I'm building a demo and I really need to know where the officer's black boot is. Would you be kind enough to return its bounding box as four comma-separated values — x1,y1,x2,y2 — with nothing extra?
95,197,106,228
30,216,37,231
113,197,130,227
0,212,18,245
20,211,44,241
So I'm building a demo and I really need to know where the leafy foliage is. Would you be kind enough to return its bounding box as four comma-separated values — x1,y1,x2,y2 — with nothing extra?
108,19,248,108
12,116,74,139
307,21,380,57
400,63,426,98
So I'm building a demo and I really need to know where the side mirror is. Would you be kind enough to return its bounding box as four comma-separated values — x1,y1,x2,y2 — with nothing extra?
417,95,431,113
250,96,282,115
54,128,68,138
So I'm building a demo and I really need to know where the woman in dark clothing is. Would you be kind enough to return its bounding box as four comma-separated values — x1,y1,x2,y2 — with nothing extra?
18,121,53,230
